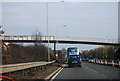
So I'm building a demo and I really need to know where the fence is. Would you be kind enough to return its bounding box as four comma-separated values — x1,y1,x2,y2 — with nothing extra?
1,35,55,41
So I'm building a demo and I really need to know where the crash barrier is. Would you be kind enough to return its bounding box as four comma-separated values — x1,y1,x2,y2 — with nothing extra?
0,60,56,79
88,59,120,67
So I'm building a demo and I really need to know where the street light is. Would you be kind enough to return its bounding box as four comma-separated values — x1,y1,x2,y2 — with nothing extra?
0,25,4,62
55,1,65,60
64,25,67,36
47,2,50,62
56,26,58,59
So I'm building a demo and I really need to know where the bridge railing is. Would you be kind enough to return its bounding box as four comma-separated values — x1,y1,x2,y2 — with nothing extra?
1,35,55,41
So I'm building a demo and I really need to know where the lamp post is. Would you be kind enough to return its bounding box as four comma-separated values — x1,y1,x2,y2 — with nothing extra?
0,25,4,65
46,2,50,62
56,26,58,59
55,1,65,59
64,25,67,36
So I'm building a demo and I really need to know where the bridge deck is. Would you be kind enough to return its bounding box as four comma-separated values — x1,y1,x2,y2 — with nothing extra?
1,35,120,46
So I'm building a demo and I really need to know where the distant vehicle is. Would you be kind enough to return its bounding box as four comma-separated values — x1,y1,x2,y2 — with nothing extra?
67,47,82,67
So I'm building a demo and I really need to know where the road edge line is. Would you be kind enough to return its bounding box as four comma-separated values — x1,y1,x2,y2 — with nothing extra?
45,66,63,80
50,68,63,81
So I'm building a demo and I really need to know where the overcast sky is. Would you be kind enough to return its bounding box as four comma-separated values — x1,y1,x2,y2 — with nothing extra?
0,2,118,50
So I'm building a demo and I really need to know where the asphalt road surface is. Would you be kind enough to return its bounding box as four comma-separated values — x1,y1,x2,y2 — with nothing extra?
53,61,119,81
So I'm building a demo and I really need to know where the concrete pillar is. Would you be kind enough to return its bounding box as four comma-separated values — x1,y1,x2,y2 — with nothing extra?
54,42,56,55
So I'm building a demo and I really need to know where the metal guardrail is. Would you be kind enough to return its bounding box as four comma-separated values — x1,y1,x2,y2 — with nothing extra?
1,35,55,41
0,60,56,74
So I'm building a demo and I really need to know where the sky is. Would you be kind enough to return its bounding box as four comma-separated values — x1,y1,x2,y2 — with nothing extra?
0,1,118,50
0,1,2,25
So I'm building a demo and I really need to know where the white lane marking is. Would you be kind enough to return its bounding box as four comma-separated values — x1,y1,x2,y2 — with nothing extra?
50,68,64,81
82,65,107,78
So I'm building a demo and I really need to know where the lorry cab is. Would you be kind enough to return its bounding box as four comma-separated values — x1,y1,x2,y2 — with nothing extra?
68,55,82,67
67,47,82,67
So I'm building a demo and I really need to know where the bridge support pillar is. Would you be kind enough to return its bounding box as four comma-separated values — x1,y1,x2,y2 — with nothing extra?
54,42,56,55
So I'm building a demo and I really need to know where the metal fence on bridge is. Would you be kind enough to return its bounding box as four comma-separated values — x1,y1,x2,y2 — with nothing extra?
1,35,55,41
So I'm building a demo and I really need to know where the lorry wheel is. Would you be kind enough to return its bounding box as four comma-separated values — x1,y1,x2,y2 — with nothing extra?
79,65,82,67
68,64,71,68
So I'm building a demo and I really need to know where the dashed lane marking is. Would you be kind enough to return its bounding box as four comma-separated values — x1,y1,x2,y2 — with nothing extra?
82,65,107,78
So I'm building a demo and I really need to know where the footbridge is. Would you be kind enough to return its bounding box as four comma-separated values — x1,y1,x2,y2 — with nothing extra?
1,35,119,46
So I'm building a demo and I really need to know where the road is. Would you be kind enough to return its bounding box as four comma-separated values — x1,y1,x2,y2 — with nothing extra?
53,62,119,81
